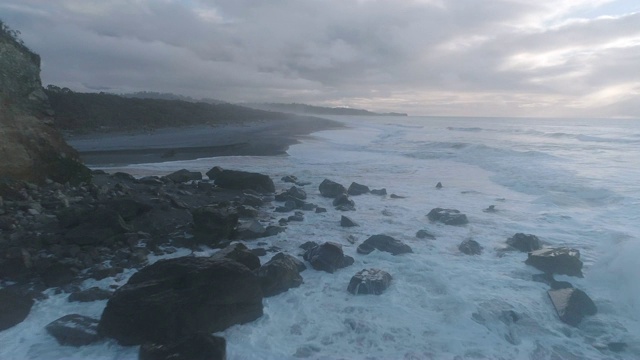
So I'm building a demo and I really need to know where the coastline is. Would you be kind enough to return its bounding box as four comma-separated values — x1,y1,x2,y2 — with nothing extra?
66,116,344,166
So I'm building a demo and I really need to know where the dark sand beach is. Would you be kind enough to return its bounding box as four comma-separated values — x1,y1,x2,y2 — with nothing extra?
66,116,343,166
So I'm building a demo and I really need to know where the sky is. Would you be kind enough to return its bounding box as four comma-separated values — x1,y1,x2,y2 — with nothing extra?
2,0,639,117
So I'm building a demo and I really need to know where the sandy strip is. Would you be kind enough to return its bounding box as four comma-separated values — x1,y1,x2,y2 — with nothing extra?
66,116,343,166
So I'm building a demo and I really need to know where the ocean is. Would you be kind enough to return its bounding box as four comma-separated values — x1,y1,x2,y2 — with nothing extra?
2,115,639,359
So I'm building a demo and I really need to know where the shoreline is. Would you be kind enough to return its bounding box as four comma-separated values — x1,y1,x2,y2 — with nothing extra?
66,116,344,166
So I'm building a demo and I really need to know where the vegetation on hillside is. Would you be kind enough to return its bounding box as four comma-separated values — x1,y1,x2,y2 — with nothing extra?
44,87,297,133
0,19,40,65
245,102,408,116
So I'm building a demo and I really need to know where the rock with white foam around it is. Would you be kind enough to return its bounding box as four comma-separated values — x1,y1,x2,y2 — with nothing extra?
526,247,583,277
347,269,392,295
427,208,468,225
547,288,597,326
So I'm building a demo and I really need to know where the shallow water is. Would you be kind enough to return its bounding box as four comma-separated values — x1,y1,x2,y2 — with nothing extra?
2,116,639,359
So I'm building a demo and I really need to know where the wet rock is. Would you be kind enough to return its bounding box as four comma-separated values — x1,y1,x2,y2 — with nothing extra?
205,166,224,180
139,333,226,360
427,208,469,225
416,230,435,239
299,241,319,251
525,248,583,277
357,234,413,255
506,233,542,252
281,175,298,184
389,194,405,199
283,186,307,200
275,200,296,213
547,288,597,326
288,212,304,222
191,206,239,245
319,179,346,198
347,182,370,196
68,287,113,302
315,207,327,213
39,262,77,288
459,239,483,255
0,288,34,331
370,188,387,196
210,243,261,271
263,225,286,237
104,197,153,221
347,269,392,295
303,242,354,273
46,314,102,346
138,176,164,186
483,205,497,213
532,273,573,290
333,194,355,210
163,169,202,183
236,219,266,240
256,253,304,297
211,168,275,193
340,215,359,227
435,182,443,189
98,257,263,345
63,209,132,246
241,194,263,207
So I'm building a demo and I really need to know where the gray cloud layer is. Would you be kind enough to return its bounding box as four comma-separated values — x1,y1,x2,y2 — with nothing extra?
2,0,639,117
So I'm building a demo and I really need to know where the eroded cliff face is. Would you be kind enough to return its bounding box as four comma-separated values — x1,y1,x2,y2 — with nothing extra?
0,28,88,185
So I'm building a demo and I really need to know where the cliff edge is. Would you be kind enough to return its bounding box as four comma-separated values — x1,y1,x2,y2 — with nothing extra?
0,21,88,185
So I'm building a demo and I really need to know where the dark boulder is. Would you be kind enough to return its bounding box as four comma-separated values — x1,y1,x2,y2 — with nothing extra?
303,242,354,273
370,188,387,196
281,175,298,183
357,235,413,255
416,230,436,239
63,209,132,246
333,194,355,210
315,207,327,213
235,220,266,240
427,208,469,225
139,333,226,360
104,197,153,221
210,243,261,271
340,215,359,227
459,239,483,255
389,194,405,199
435,182,443,189
212,168,275,193
98,257,263,345
241,194,264,207
525,248,583,277
275,200,296,213
347,182,370,196
0,288,34,331
256,253,304,297
204,166,223,180
163,169,202,183
191,206,239,245
39,261,77,288
46,314,102,346
283,186,307,200
547,288,597,326
68,287,113,302
506,233,542,252
319,179,346,198
299,241,319,251
347,269,392,295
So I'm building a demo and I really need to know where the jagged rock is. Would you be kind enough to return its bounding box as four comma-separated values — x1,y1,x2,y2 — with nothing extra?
139,334,226,360
163,169,202,183
63,209,132,245
340,215,359,227
236,204,258,218
357,235,413,255
459,239,483,255
263,225,285,237
256,253,304,297
191,206,239,245
436,182,443,189
347,269,392,295
333,194,355,210
303,242,354,273
112,172,136,182
210,243,261,271
0,288,34,331
299,241,319,251
211,168,275,193
281,175,298,183
315,207,327,213
68,287,113,302
98,257,263,345
416,230,436,239
347,182,370,196
548,288,597,326
283,186,307,200
39,261,77,288
104,197,153,221
301,202,317,211
427,208,469,225
275,200,296,212
287,212,304,222
204,166,223,180
370,188,387,196
236,219,266,240
241,194,263,207
319,179,346,198
525,248,583,277
46,314,102,346
483,205,497,213
506,233,542,252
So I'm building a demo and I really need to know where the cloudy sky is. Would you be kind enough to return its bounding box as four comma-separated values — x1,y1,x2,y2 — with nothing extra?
2,0,639,117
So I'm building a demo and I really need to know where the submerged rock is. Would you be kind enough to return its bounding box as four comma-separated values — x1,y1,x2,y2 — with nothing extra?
427,208,468,225
347,269,392,295
506,233,542,252
525,248,583,277
98,257,263,345
139,333,226,360
370,188,387,196
46,314,102,346
319,179,346,198
333,194,355,210
547,288,597,326
256,253,304,297
303,242,354,273
416,229,436,239
459,239,483,255
357,234,412,255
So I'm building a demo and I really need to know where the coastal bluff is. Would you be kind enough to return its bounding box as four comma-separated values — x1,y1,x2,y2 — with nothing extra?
0,22,86,184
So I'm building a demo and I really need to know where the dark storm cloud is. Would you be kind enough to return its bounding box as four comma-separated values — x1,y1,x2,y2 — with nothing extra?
1,0,638,117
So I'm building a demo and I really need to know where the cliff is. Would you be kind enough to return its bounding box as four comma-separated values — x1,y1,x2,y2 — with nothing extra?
0,21,89,185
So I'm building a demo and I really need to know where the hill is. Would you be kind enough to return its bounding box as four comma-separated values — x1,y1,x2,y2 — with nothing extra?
244,103,407,117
